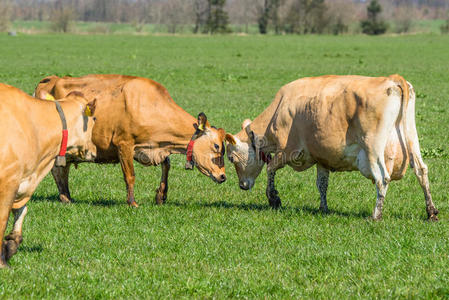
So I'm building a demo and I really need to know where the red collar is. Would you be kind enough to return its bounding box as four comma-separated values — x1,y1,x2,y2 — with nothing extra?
245,125,271,164
54,101,68,167
186,140,195,162
59,129,68,156
259,150,272,164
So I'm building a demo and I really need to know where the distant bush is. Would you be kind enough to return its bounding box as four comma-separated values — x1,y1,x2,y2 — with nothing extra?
394,7,413,34
205,0,231,34
441,18,449,34
361,0,388,35
330,17,349,35
51,7,75,33
87,23,110,34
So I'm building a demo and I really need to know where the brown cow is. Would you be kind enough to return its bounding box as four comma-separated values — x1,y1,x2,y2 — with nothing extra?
225,75,438,220
0,83,96,267
35,74,226,207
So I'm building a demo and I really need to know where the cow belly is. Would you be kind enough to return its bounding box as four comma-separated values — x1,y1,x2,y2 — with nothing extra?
94,148,120,163
311,144,362,172
134,147,168,166
288,148,315,171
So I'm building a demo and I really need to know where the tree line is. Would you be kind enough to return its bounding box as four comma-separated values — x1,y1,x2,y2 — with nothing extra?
1,0,449,34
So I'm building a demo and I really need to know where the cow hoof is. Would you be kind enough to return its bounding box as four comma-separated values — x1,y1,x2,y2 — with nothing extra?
319,206,329,214
128,201,139,208
155,194,166,205
0,240,19,265
4,240,18,261
59,194,72,204
370,215,382,221
5,233,22,245
268,196,282,209
427,208,439,222
0,257,10,269
428,214,439,222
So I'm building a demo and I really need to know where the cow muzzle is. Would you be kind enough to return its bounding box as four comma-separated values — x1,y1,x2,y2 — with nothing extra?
239,179,252,190
211,173,226,184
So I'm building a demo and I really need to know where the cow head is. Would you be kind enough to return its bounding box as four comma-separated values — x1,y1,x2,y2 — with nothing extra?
225,119,265,190
187,113,227,184
40,91,97,163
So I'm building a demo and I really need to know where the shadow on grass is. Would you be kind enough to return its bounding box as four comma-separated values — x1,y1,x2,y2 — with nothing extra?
19,245,43,253
194,200,269,211
167,200,373,219
293,203,372,219
86,198,121,207
31,194,60,203
31,194,122,207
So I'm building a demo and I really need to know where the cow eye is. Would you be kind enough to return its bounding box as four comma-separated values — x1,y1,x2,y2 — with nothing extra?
214,143,220,151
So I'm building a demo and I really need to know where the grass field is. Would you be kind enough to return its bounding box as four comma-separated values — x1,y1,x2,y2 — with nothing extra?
0,33,449,298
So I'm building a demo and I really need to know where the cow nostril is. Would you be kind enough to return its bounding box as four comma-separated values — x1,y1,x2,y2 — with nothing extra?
239,181,248,190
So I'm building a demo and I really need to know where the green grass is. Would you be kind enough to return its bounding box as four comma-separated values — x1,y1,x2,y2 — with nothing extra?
0,33,449,298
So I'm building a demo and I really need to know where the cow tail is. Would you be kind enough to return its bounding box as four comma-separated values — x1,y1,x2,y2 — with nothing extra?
34,76,58,99
389,74,413,167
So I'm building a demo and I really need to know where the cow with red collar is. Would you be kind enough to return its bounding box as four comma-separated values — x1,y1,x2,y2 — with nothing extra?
35,74,227,207
225,75,439,220
0,83,97,267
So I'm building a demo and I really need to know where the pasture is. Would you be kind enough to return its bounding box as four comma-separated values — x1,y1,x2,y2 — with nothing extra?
0,33,449,298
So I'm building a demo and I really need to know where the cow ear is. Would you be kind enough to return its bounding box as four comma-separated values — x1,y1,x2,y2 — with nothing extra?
242,119,252,130
85,98,97,116
217,128,226,140
197,112,209,131
225,133,236,145
248,130,255,142
38,90,55,101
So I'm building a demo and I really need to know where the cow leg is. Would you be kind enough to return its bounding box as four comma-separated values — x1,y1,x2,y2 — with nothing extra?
368,156,390,221
266,152,285,209
51,164,72,203
0,188,15,268
4,205,28,262
118,143,138,207
155,157,170,205
316,164,329,213
411,153,438,221
266,170,281,209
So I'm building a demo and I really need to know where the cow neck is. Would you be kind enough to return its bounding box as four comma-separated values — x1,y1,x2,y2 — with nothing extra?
238,103,279,156
163,113,199,155
54,101,68,166
30,100,77,164
244,124,271,164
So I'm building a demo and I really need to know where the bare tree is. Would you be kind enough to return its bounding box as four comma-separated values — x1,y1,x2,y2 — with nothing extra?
160,0,190,33
226,0,259,33
284,0,329,34
0,0,12,32
193,0,209,33
393,5,414,33
51,0,76,33
326,0,356,34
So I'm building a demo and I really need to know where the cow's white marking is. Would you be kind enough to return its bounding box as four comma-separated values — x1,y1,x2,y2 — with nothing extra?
12,206,28,235
16,175,37,198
